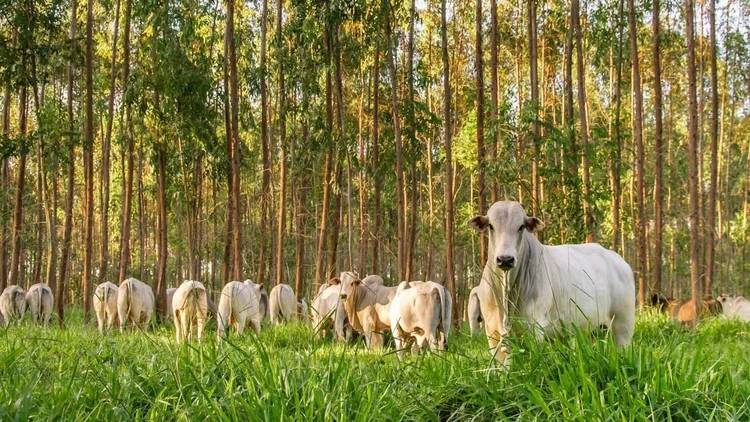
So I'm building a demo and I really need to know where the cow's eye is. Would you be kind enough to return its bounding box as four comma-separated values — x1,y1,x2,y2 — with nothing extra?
518,225,525,232
488,224,494,231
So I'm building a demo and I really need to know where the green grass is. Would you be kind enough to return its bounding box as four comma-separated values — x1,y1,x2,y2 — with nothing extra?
2,311,750,421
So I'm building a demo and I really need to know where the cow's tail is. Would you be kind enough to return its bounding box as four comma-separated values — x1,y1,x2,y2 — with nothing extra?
11,289,23,319
34,287,42,325
103,285,110,310
435,284,451,348
121,279,134,327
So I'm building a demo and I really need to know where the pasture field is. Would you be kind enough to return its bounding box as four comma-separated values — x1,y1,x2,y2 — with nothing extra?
1,311,750,421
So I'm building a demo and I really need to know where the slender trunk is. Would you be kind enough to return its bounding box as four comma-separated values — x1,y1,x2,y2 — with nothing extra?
222,18,232,285
294,118,309,300
371,12,381,275
9,45,29,290
314,19,334,287
57,0,77,325
573,0,593,242
611,0,625,254
327,161,343,280
229,0,242,281
685,0,701,312
118,0,134,283
155,148,168,319
0,79,10,291
274,0,286,287
99,0,121,285
489,0,499,203
442,0,456,323
426,2,435,281
476,0,487,267
652,0,664,295
80,0,95,322
705,0,718,297
529,0,540,219
357,65,367,277
386,10,405,281
257,0,269,285
404,0,418,282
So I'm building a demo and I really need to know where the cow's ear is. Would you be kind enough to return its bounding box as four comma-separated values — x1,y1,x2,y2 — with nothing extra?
353,279,361,285
524,216,545,233
468,215,489,232
328,277,341,286
256,283,264,291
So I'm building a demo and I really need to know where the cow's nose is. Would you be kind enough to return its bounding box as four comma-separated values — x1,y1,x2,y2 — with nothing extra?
496,255,516,269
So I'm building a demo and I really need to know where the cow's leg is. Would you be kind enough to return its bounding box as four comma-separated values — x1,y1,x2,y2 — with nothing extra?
251,318,261,334
95,308,105,334
369,331,384,350
235,314,246,335
174,311,183,343
181,311,192,342
107,309,117,332
197,310,206,341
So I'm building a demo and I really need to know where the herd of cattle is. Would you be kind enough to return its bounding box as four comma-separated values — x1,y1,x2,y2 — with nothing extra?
1,201,749,361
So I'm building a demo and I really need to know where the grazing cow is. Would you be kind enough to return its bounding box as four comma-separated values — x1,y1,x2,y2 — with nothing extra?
217,281,263,338
469,201,636,365
468,286,483,335
390,281,452,359
717,295,750,322
340,273,398,349
167,287,218,320
93,282,119,333
650,294,721,324
0,285,26,326
117,278,155,332
269,284,307,324
310,276,351,340
172,280,209,343
26,283,54,327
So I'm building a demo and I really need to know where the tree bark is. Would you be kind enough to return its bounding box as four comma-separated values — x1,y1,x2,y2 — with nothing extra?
573,0,593,242
1,63,12,291
257,0,270,285
685,0,701,313
371,11,381,275
489,0,498,203
118,0,134,283
652,0,664,295
475,0,487,267
80,0,95,322
441,0,457,323
155,147,168,319
610,0,625,254
705,0,718,296
628,0,647,308
404,0,418,283
386,9,405,282
529,0,540,220
274,0,286,287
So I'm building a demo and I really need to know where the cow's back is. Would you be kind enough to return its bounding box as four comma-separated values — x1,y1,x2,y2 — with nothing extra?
541,242,635,330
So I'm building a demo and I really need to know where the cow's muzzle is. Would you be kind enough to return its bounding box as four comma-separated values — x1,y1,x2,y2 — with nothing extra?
496,255,516,270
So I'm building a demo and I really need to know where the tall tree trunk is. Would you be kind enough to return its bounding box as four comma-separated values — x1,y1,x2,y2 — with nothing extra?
1,64,12,291
274,0,286,287
528,0,540,219
357,65,367,277
652,0,664,295
294,118,309,301
229,0,242,281
327,161,343,280
563,3,577,214
386,9,405,282
404,0,418,283
705,0,718,297
475,0,487,267
314,19,334,287
371,13,381,275
685,0,701,313
80,0,95,322
573,0,593,242
57,0,77,325
221,17,232,285
9,45,29,290
441,0,457,322
256,0,270,285
489,0,498,203
628,0,647,308
426,1,435,281
118,0,134,283
610,0,625,254
155,148,168,319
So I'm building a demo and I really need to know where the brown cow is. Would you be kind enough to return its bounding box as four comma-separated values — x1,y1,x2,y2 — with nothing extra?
651,294,721,325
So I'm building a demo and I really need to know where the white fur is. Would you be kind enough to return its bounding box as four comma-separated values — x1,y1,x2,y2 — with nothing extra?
390,281,452,359
172,280,209,343
26,283,54,327
94,282,119,333
468,286,483,335
0,285,27,326
216,281,263,339
117,278,155,332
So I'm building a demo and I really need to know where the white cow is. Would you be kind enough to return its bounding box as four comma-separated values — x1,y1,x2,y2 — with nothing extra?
93,282,119,333
469,201,635,365
117,278,155,332
269,284,307,324
717,295,750,322
467,286,483,335
340,273,398,349
167,287,218,318
0,285,26,326
217,281,263,338
310,273,359,340
26,283,54,327
172,280,209,343
390,281,452,359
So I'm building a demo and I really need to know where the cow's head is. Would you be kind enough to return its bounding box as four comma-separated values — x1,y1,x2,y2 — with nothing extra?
339,271,361,299
468,201,544,271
